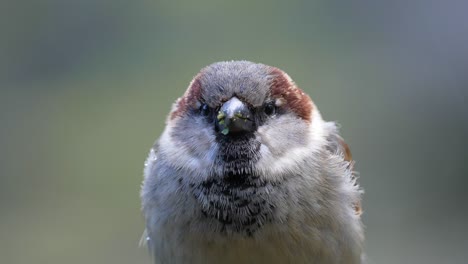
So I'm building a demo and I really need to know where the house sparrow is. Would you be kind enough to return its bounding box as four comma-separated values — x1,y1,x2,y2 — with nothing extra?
141,61,365,264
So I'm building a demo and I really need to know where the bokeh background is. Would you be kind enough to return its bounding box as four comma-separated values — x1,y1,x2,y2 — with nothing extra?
1,1,467,263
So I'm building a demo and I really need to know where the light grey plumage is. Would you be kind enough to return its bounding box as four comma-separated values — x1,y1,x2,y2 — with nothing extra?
141,61,365,264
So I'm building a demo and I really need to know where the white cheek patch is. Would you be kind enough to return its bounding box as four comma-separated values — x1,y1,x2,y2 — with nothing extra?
256,144,311,179
155,124,218,179
255,109,327,178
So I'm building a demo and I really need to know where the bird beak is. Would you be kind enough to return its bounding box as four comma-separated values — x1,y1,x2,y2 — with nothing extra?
216,97,255,135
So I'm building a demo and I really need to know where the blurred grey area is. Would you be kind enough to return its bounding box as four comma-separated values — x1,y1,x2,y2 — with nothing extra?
1,0,467,263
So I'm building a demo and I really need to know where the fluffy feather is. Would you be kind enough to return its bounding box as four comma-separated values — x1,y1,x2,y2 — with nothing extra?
141,61,365,264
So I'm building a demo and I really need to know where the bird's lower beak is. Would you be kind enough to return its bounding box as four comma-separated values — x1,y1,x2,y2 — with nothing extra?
216,97,255,135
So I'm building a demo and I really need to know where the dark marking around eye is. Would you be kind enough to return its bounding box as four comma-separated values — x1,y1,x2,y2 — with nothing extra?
264,102,276,116
199,103,210,116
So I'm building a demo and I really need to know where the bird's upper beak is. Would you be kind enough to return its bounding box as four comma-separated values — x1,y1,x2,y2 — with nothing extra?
216,97,255,135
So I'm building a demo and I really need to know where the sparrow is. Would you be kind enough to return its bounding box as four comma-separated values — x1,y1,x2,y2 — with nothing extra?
141,61,365,264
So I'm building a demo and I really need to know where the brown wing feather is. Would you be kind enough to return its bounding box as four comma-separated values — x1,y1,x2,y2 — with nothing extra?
337,138,362,216
326,129,362,216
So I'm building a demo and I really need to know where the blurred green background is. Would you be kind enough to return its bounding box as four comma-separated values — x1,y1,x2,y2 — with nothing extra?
1,1,467,263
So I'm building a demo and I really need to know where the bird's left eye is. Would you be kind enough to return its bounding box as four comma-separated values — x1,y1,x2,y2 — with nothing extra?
199,103,210,116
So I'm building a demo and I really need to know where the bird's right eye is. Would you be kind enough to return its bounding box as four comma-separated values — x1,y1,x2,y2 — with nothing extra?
264,102,277,116
199,103,210,116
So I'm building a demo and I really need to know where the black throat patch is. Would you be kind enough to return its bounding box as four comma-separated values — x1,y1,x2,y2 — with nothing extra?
216,133,261,177
192,134,278,236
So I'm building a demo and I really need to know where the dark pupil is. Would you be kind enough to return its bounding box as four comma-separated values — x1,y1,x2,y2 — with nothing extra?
264,103,276,115
200,104,210,116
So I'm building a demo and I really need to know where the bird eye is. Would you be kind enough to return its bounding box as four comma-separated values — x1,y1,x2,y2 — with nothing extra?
264,103,276,116
199,103,210,116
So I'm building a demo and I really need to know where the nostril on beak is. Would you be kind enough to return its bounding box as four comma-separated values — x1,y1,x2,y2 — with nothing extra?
216,97,255,135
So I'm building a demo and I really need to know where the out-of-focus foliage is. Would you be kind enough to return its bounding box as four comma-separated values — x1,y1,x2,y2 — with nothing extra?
1,1,467,263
